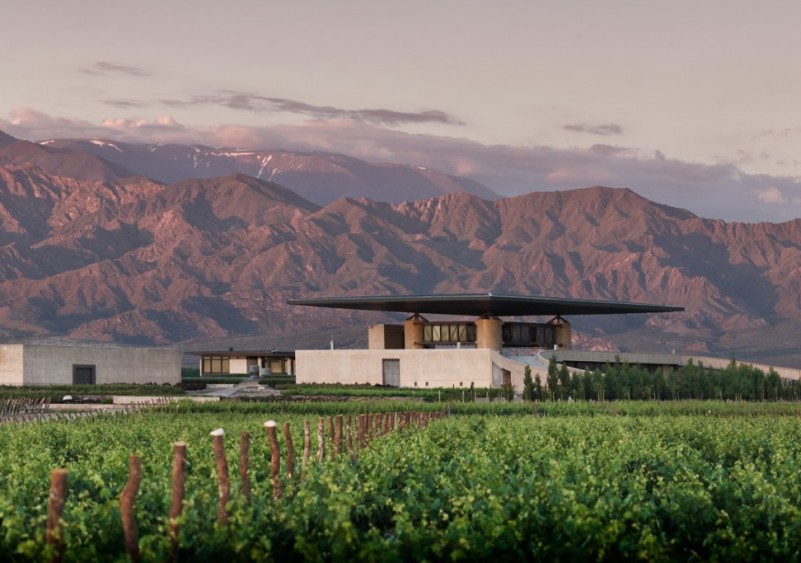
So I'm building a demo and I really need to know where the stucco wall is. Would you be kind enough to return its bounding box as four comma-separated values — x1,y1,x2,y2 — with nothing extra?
296,349,497,388
491,352,549,391
22,344,182,386
0,345,24,386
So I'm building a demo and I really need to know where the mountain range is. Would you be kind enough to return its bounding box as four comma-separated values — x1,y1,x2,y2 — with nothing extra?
36,137,498,204
1,129,801,366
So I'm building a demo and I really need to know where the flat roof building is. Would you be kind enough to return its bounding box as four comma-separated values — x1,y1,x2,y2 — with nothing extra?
0,340,182,386
187,349,295,377
290,293,684,390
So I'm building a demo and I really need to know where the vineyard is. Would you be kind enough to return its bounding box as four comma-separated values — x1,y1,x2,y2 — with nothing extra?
1,401,801,560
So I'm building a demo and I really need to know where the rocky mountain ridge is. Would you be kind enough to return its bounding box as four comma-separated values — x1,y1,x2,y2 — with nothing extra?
37,137,498,204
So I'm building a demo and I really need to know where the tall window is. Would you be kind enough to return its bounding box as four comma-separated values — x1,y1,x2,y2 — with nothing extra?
202,356,230,375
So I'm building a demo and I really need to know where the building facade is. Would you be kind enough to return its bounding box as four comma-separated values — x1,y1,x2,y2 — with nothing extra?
190,349,296,377
0,342,182,386
291,293,683,389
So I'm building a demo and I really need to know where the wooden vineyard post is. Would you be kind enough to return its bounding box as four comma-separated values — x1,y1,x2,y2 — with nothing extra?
46,468,68,563
346,415,354,460
358,414,366,447
301,420,311,482
169,442,187,556
316,417,325,463
119,455,142,562
264,420,282,500
328,417,336,460
210,429,230,525
365,413,372,443
240,432,251,503
335,415,343,456
283,422,295,479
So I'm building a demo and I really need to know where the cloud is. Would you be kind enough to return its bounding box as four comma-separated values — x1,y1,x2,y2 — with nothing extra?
0,108,187,143
564,123,624,136
102,99,146,109
80,62,149,77
3,107,801,223
161,91,464,126
754,186,787,204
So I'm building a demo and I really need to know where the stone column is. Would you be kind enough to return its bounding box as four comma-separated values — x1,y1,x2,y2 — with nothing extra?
475,317,503,350
549,316,572,350
403,316,426,349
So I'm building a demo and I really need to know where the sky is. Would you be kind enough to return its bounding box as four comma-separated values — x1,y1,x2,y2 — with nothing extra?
2,0,801,222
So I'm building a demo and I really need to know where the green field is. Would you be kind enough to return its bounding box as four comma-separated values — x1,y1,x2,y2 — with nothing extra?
1,402,801,560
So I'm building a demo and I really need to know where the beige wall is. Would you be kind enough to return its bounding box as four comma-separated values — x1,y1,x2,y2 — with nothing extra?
22,344,182,386
491,352,549,391
297,349,500,388
0,345,24,386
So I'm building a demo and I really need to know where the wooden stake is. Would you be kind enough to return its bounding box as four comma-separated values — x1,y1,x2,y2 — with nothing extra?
120,455,142,562
264,421,282,499
283,422,295,479
358,414,366,447
328,417,336,460
210,429,230,524
46,468,68,563
169,442,187,555
346,415,354,459
335,415,343,456
301,420,311,482
316,417,325,463
240,432,251,503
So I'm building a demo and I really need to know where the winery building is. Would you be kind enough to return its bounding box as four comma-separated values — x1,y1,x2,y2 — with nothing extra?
289,293,684,390
0,340,182,386
188,349,296,377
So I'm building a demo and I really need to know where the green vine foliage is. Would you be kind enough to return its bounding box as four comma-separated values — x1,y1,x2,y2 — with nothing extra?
1,404,801,559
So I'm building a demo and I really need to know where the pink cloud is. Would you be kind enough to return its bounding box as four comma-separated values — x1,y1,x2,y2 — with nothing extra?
754,186,787,204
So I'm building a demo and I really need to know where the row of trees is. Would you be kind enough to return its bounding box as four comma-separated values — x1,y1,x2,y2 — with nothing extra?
521,356,800,402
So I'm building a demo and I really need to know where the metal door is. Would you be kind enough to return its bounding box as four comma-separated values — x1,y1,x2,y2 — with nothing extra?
382,359,400,387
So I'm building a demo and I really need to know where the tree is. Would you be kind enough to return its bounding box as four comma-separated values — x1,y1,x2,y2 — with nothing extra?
523,365,534,402
547,355,559,401
534,373,543,402
558,363,570,401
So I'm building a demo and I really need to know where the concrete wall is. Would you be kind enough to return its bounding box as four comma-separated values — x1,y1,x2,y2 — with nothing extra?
22,344,182,386
491,352,549,391
541,350,683,367
296,349,497,388
0,345,24,386
682,355,801,381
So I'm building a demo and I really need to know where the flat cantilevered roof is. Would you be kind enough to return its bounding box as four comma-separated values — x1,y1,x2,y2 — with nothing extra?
288,293,684,317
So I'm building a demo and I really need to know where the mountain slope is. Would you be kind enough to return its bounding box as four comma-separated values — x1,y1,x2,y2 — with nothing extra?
0,133,136,181
2,159,801,364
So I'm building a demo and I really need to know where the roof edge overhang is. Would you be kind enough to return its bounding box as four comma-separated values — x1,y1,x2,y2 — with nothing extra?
287,293,684,318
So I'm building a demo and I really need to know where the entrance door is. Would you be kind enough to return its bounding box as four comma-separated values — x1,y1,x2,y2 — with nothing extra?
73,364,96,385
382,359,400,387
